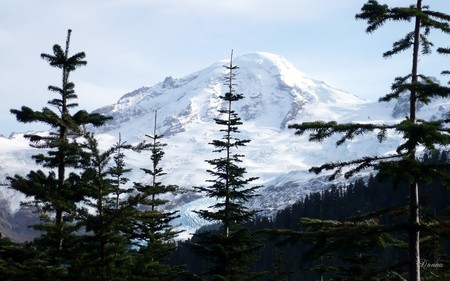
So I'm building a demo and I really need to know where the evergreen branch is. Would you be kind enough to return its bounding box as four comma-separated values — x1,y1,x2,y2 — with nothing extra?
40,45,66,68
65,52,87,71
72,110,112,127
423,10,450,22
438,47,450,81
10,106,61,127
356,1,449,59
419,33,433,55
422,11,450,33
355,1,391,33
47,85,64,95
389,6,421,22
382,74,450,103
437,47,450,54
268,217,409,249
355,1,417,34
310,153,405,180
349,203,409,221
40,33,86,71
288,121,396,145
395,119,450,153
379,92,400,103
379,74,412,103
383,32,414,57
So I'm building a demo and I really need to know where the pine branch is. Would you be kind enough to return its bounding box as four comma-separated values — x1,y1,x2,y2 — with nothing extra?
355,1,391,33
288,121,396,145
437,47,450,54
383,31,414,57
355,1,417,34
395,119,450,153
309,153,405,180
422,10,450,33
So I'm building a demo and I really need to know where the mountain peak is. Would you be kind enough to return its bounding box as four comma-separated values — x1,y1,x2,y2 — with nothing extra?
234,52,292,69
93,52,367,138
234,52,308,86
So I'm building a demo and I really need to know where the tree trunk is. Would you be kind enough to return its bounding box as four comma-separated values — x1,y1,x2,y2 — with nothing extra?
56,29,72,253
409,1,422,280
409,182,420,281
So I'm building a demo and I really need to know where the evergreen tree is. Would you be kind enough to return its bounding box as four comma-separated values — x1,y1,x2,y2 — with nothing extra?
191,51,262,281
170,152,450,280
7,29,111,275
288,1,450,280
128,111,182,281
75,132,133,281
108,134,133,210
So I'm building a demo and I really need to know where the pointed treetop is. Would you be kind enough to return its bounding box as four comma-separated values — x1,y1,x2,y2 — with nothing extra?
40,29,87,72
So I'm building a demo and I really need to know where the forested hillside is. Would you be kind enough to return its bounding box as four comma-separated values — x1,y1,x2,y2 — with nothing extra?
170,150,450,280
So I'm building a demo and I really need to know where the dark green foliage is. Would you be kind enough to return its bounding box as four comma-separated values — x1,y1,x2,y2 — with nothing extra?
194,51,260,232
289,3,450,279
108,134,133,209
3,29,187,280
288,119,450,181
7,30,110,272
0,235,67,281
381,74,450,104
290,3,450,280
170,151,450,280
74,132,133,281
438,47,450,80
127,111,182,281
6,29,112,279
191,51,262,281
192,228,261,281
356,0,450,56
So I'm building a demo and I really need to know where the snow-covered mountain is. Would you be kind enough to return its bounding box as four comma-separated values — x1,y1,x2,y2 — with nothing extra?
1,52,449,239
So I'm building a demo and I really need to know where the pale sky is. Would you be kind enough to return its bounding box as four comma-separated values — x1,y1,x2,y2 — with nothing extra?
1,0,449,136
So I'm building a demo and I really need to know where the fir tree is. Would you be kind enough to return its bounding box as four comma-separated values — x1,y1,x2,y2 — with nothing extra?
288,1,450,280
128,111,182,281
108,133,133,210
75,132,133,281
7,29,111,271
192,50,262,281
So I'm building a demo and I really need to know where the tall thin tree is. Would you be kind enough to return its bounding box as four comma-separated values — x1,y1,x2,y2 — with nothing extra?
128,111,182,280
108,133,133,210
8,29,110,270
289,1,450,280
192,50,262,281
75,131,133,281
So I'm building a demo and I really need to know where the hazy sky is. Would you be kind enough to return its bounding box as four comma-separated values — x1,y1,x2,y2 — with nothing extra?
1,0,449,136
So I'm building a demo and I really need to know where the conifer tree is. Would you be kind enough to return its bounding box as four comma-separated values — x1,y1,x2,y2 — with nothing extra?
74,132,133,281
290,0,450,280
288,1,450,280
7,29,111,272
192,51,262,281
127,111,182,281
108,134,133,210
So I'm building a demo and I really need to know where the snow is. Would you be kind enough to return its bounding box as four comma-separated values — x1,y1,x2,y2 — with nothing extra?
1,52,449,236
